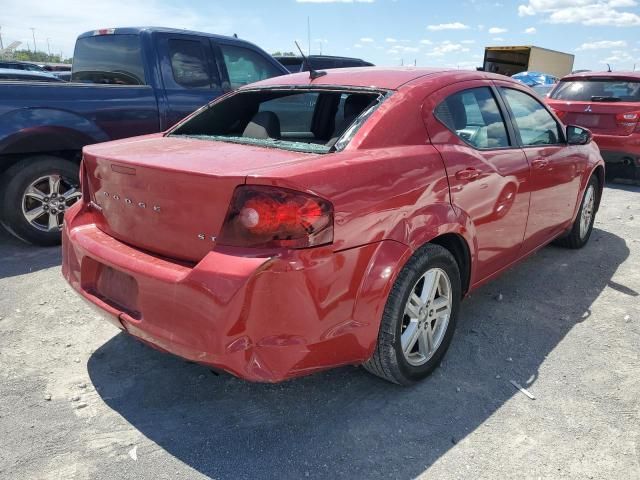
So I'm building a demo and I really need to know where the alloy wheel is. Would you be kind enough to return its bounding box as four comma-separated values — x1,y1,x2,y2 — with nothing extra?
401,267,452,366
21,174,82,232
579,185,595,240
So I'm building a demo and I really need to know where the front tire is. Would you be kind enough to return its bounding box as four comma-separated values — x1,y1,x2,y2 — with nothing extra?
363,244,461,385
554,175,598,249
0,156,80,246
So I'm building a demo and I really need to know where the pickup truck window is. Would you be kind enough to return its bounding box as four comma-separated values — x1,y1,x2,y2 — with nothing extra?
168,39,218,89
220,45,283,88
170,88,383,154
72,34,145,85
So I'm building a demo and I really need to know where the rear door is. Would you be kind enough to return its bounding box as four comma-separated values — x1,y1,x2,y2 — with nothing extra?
497,83,584,251
424,81,531,284
155,33,224,129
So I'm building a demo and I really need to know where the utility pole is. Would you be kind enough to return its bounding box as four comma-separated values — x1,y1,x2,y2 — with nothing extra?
30,27,37,53
307,17,311,56
0,26,4,50
46,38,51,56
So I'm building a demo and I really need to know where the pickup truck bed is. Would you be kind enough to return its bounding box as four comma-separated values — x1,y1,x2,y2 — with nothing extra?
0,27,288,245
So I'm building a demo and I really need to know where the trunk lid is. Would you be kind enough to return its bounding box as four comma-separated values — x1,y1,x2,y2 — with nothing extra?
547,99,640,136
82,135,313,262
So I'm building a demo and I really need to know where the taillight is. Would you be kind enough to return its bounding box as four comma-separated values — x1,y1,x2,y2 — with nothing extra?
614,111,640,134
615,111,640,129
217,185,334,249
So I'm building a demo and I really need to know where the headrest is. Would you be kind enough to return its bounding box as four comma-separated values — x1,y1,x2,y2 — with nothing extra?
344,95,373,121
446,95,467,131
242,111,281,139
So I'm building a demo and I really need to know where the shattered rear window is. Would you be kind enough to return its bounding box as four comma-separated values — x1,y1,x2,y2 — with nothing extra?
169,88,386,154
174,135,331,154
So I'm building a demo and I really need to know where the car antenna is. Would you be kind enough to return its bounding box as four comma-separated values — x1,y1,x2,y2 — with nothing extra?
294,40,326,80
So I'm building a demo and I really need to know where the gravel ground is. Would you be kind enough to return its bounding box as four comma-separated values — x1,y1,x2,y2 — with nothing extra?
0,184,639,480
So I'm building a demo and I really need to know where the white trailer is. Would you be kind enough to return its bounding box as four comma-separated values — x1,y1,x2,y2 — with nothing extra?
483,46,574,78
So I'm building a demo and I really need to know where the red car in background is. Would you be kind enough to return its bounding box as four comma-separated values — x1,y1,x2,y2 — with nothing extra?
62,68,604,385
547,71,640,183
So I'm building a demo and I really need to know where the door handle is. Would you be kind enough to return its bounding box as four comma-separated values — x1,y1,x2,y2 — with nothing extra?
532,158,549,169
455,168,481,181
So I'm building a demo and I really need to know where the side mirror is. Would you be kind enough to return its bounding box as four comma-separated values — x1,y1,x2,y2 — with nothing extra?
567,125,592,145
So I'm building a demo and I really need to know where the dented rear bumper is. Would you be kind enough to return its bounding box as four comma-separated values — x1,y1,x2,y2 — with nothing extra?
62,202,410,382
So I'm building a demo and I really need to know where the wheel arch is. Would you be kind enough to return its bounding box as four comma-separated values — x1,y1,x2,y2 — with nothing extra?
429,233,472,297
592,164,605,211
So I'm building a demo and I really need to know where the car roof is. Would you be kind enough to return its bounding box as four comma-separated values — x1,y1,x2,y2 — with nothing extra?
247,67,509,91
77,26,255,45
561,70,640,81
0,68,61,79
0,60,38,65
274,55,369,62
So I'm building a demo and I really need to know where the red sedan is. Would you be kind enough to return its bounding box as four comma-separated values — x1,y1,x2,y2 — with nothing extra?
547,71,640,183
62,68,604,384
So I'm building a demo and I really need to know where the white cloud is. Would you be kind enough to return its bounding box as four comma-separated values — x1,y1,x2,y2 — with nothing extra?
385,37,398,43
577,40,627,50
427,22,470,31
493,37,506,41
296,0,374,3
420,39,433,45
360,37,375,43
524,27,537,33
426,41,470,56
517,0,640,27
488,27,508,33
461,39,476,44
601,49,634,63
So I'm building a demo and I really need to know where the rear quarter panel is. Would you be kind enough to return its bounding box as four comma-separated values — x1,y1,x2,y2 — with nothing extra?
248,145,454,252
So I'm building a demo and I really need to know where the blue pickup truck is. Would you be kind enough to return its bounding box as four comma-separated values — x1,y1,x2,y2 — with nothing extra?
0,27,288,245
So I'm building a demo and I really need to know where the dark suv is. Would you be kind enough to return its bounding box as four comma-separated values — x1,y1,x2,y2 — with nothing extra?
274,55,374,73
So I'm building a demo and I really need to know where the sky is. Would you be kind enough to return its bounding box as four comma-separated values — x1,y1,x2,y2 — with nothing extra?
2,0,640,71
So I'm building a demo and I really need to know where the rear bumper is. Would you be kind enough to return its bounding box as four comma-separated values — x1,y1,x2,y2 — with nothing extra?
62,202,410,382
593,133,640,182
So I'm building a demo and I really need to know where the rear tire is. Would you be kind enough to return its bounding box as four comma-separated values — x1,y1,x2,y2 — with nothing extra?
0,156,80,246
553,175,598,249
363,243,461,385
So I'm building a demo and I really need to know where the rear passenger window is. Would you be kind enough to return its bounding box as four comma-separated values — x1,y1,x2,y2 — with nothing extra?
501,88,562,146
435,87,510,149
220,44,282,88
168,39,216,88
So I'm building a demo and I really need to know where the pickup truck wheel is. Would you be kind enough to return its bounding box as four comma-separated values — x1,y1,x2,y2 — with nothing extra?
0,156,80,246
553,175,598,249
363,244,461,385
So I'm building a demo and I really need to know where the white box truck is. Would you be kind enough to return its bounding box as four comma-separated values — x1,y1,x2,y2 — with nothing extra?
483,46,574,78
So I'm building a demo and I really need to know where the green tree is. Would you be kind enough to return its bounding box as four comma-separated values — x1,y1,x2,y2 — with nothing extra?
10,50,71,64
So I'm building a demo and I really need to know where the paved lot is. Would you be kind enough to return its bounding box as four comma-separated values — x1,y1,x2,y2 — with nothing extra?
0,184,639,480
